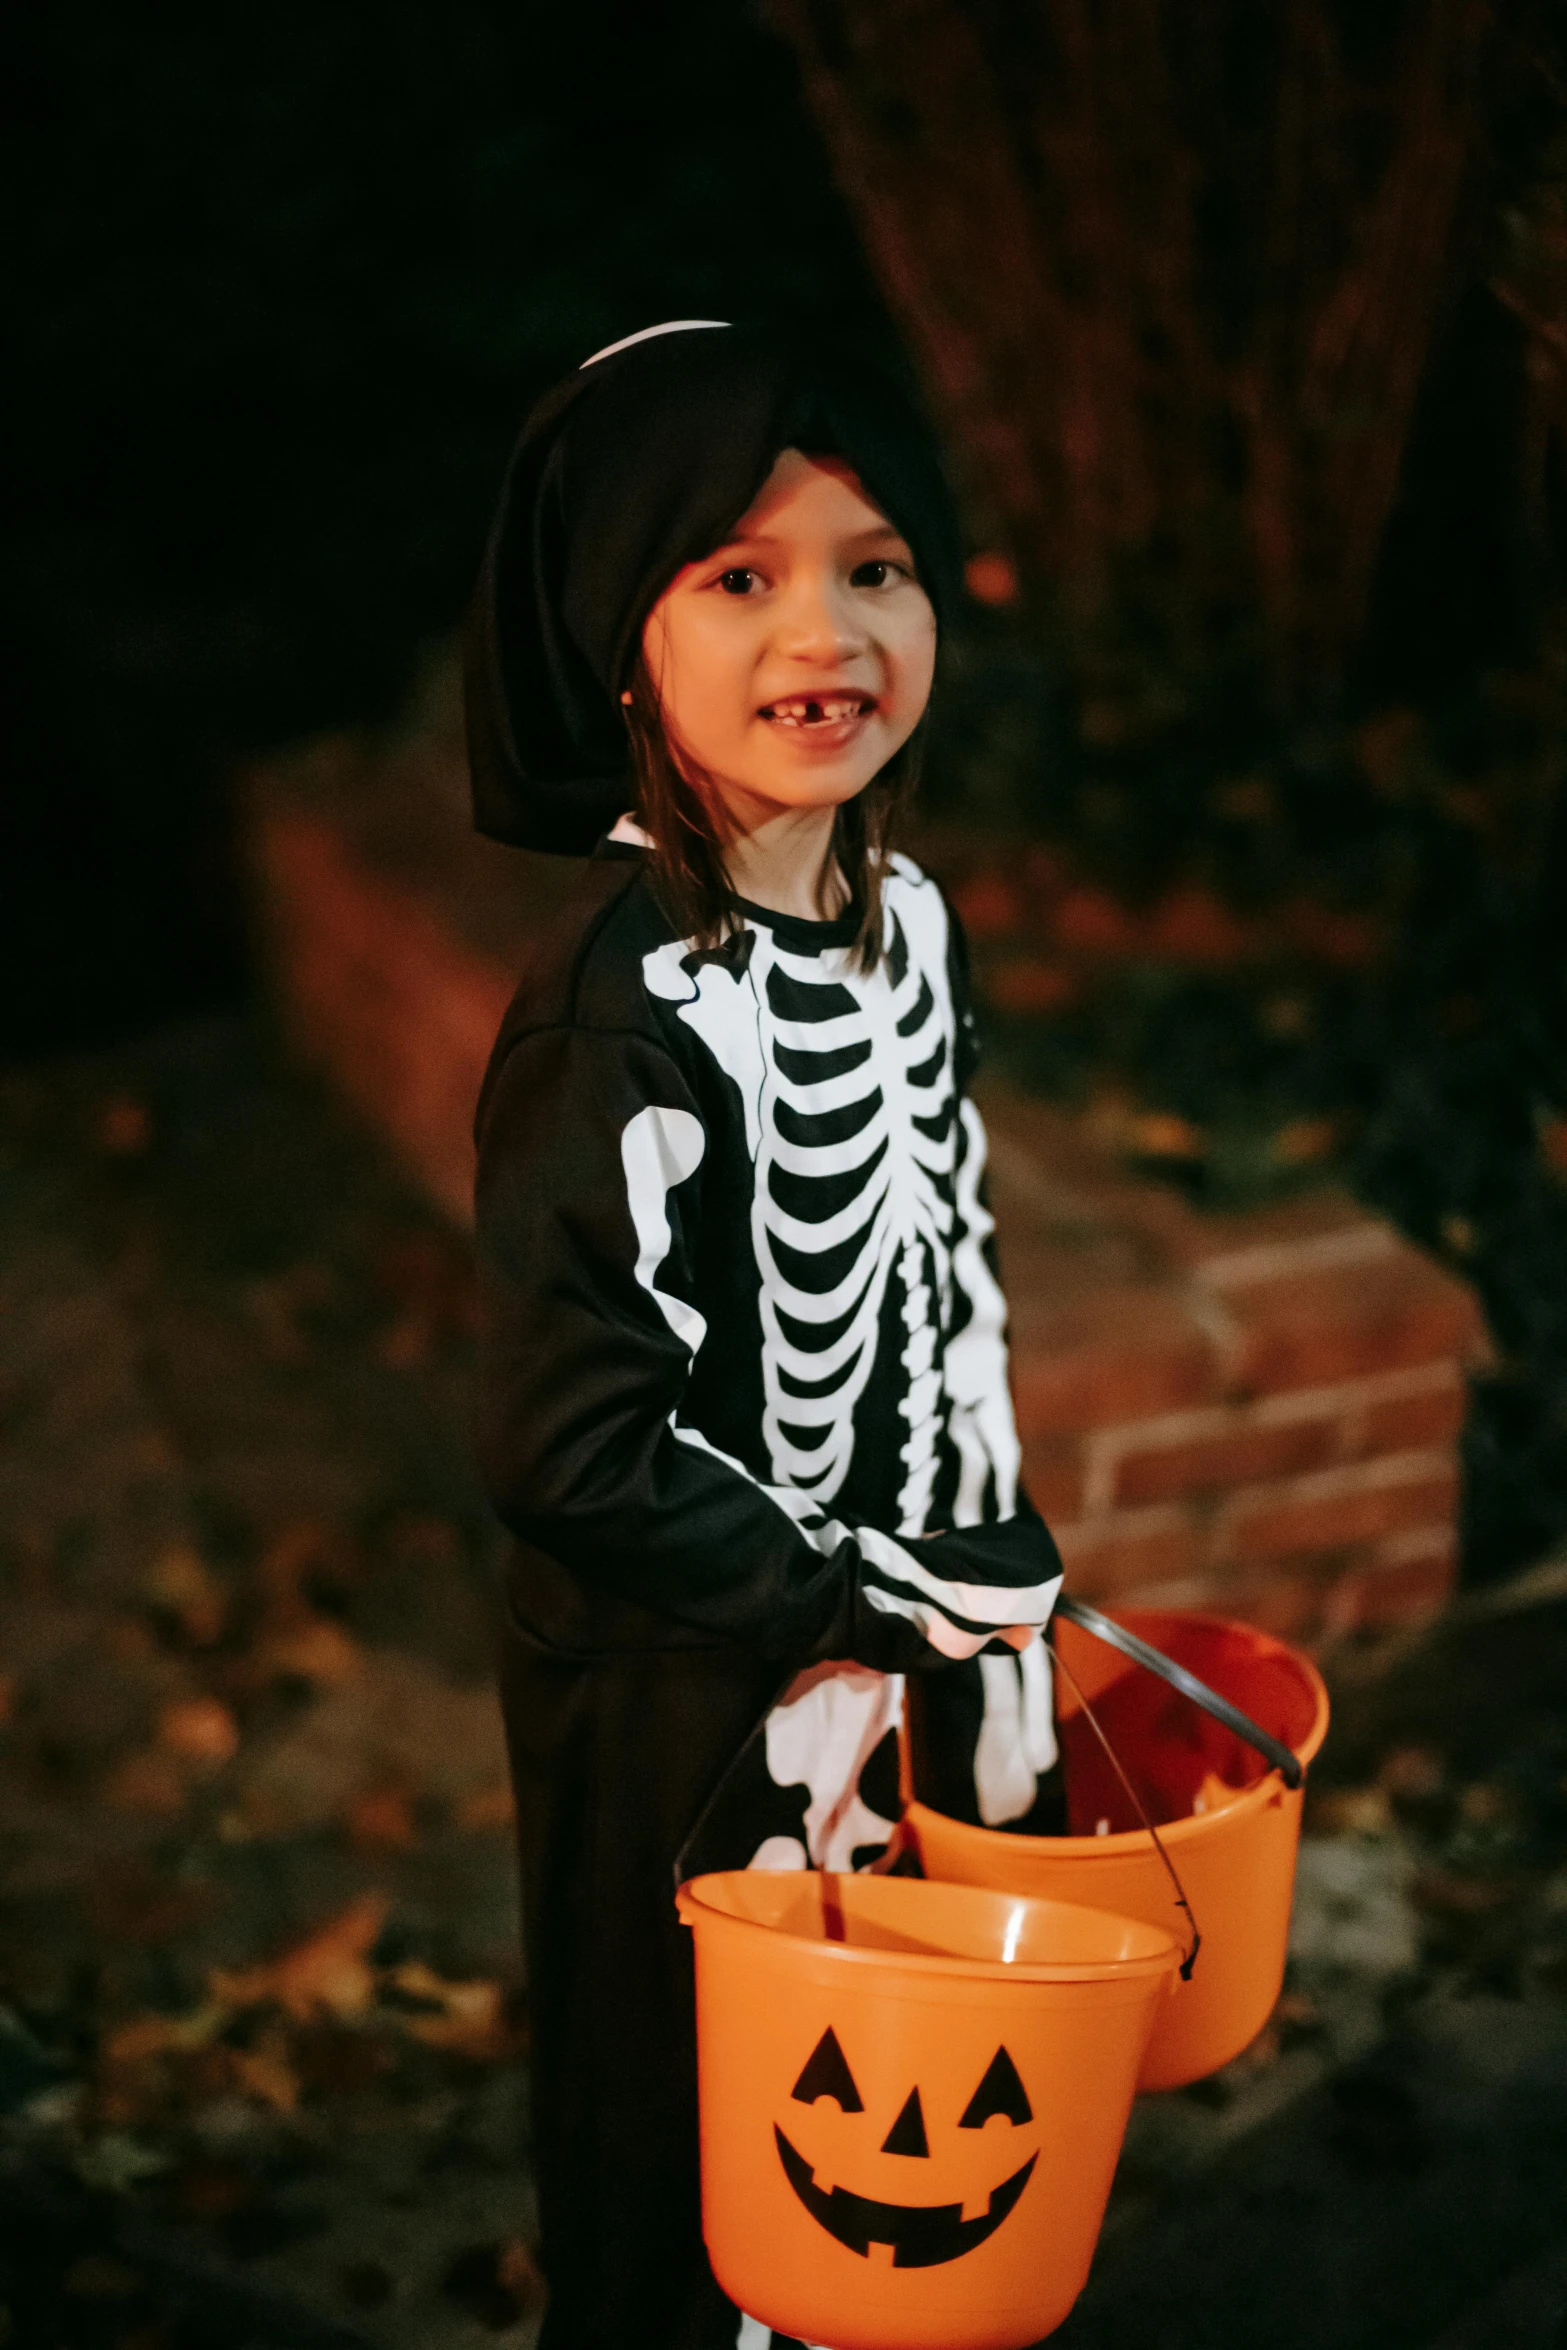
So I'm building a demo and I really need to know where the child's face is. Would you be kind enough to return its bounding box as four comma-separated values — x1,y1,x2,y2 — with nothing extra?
639,448,937,824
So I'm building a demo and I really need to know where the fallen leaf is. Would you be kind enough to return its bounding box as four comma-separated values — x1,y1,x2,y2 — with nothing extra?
1272,1116,1340,1167
74,2132,172,2191
144,1547,226,1647
211,1894,389,2020
158,1697,240,1770
389,1964,514,2061
258,1613,365,1688
1308,1785,1393,1838
345,1785,419,1851
104,1751,188,1815
229,2034,301,2113
260,1522,352,1608
1128,1110,1206,1162
103,2005,226,2066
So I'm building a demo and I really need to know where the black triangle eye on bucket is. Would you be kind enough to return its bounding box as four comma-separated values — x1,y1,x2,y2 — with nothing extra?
1047,1598,1308,1986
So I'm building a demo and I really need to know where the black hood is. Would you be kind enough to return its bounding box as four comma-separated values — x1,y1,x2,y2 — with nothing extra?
464,322,964,854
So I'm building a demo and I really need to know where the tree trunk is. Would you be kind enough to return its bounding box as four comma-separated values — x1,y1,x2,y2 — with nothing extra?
773,0,1497,716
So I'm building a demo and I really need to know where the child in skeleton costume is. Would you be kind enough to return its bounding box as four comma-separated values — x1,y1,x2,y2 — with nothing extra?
467,323,1066,2350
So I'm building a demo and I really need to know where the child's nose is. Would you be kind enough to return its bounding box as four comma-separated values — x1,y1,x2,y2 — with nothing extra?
775,571,866,660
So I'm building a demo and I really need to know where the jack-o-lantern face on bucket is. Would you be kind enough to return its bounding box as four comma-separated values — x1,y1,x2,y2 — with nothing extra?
774,2028,1039,2269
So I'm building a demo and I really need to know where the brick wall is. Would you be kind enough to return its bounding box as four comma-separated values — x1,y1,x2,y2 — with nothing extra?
248,791,1485,1645
982,1093,1480,1640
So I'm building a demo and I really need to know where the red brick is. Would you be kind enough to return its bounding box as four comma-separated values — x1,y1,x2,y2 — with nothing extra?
981,1084,1385,1290
1355,1382,1466,1456
1018,1434,1087,1521
254,813,511,1223
1324,1533,1457,1632
1196,1568,1333,1645
1218,1452,1457,1563
1109,1415,1340,1508
1087,1573,1222,1615
1212,1256,1481,1400
1008,1281,1219,1436
1050,1505,1206,1596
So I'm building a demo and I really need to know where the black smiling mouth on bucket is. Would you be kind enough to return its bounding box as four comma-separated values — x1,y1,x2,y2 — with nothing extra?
774,2126,1037,2269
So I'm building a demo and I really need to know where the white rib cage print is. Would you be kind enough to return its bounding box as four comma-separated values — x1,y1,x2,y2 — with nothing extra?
643,861,1017,1537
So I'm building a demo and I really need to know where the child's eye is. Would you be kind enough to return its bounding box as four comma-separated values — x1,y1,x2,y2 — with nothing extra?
715,567,763,596
849,558,908,589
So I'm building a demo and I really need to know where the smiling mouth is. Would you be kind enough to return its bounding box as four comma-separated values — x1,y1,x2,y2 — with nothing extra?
774,2126,1037,2269
758,694,876,729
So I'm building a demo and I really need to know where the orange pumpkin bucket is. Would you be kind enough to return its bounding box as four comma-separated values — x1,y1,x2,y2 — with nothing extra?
905,1606,1329,2093
676,1870,1181,2350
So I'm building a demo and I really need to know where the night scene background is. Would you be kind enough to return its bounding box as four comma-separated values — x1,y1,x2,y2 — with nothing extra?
3,5,1567,2346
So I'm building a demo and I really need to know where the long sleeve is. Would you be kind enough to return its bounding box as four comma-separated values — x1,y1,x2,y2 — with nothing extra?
474,1023,1062,1672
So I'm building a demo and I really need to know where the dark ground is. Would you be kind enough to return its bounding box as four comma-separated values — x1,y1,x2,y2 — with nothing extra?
2,1014,1565,2349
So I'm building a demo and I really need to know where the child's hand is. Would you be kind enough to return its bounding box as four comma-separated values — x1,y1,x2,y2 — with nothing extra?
996,1624,1040,1652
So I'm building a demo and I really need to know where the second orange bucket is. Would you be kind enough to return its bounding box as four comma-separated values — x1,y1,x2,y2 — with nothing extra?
906,1608,1329,2092
677,1871,1181,2350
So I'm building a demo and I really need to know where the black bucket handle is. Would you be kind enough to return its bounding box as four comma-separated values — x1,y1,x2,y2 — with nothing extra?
1048,1636,1202,1981
1053,1593,1305,1792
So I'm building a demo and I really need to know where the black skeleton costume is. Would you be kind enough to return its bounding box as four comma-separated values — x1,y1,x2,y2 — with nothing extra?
469,323,1065,2350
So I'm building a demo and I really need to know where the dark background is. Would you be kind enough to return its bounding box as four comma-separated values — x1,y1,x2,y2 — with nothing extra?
3,1,879,1045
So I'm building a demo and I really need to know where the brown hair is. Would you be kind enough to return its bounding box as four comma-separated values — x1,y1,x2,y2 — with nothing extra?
621,655,924,972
